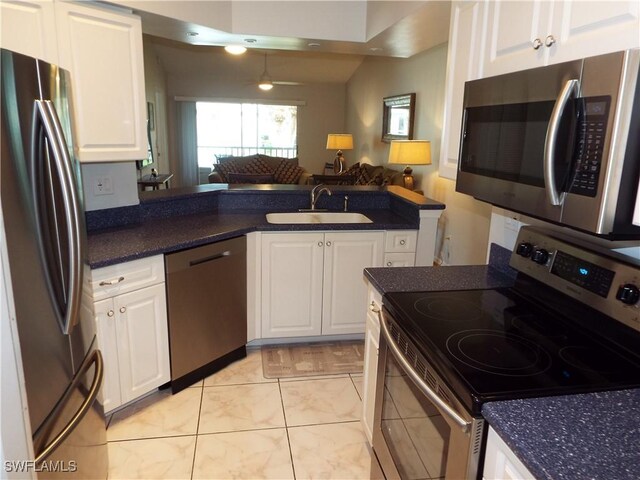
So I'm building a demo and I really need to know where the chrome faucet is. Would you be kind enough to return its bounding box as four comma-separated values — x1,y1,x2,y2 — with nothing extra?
310,184,332,210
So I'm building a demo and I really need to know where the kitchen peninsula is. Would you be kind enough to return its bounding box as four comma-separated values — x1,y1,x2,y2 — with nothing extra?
86,184,444,268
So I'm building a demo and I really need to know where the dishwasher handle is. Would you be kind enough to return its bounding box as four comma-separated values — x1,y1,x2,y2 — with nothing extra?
189,251,231,267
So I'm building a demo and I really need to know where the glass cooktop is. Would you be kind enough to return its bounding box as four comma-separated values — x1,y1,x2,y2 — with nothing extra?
383,288,640,412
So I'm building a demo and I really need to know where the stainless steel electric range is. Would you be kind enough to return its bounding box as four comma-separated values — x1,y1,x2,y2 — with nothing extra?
372,226,640,480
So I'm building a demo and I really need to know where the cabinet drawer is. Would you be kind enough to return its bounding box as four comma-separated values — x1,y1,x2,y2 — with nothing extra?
383,252,415,267
384,230,417,253
89,255,165,301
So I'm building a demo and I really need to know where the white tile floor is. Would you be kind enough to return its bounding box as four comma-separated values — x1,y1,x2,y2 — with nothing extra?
107,348,380,479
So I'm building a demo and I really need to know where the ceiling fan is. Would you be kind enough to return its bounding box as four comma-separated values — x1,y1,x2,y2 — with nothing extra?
255,53,304,90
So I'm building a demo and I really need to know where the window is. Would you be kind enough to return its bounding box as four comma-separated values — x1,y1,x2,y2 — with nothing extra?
196,102,297,167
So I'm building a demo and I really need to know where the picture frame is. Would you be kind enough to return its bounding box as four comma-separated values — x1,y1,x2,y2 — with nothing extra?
381,93,415,143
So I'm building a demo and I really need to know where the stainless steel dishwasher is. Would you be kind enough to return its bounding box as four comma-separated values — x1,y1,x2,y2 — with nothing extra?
165,236,247,393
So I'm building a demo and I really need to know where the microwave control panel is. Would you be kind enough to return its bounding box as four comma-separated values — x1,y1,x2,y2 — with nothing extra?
570,96,611,197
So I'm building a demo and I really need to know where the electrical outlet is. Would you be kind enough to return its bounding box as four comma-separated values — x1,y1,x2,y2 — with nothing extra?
93,176,114,196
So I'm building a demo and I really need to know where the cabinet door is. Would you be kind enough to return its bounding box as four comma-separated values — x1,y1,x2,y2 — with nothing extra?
0,0,58,64
439,1,486,179
114,284,170,404
483,0,552,77
484,427,536,479
54,2,147,162
361,290,381,445
93,298,121,413
549,0,640,65
322,232,383,335
261,233,324,338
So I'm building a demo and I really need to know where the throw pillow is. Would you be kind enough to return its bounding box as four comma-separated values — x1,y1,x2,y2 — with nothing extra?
245,157,274,175
227,173,275,184
273,159,304,184
214,160,241,182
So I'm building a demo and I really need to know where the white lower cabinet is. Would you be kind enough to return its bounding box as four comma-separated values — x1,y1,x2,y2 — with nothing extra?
361,283,382,444
483,426,535,480
383,230,418,267
90,256,170,413
261,231,383,338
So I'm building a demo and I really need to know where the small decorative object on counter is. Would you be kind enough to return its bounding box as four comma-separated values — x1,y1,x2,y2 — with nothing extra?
151,168,158,178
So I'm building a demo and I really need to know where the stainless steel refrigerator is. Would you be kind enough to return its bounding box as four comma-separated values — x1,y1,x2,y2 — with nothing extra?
1,49,107,478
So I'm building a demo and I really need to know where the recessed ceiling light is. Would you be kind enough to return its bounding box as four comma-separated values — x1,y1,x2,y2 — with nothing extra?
225,45,247,55
244,38,257,44
308,42,321,48
370,47,383,52
187,31,199,37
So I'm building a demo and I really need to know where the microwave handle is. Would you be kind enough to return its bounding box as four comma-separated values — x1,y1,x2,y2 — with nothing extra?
376,307,471,433
544,79,580,206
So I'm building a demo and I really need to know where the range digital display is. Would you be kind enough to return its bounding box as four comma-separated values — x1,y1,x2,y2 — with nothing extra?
550,251,615,298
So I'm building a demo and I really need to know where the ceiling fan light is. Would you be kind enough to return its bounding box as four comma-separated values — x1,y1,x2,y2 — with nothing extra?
258,81,273,91
224,45,247,55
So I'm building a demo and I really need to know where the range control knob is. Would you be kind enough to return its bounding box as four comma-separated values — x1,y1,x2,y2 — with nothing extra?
616,284,640,305
516,242,533,257
531,248,550,265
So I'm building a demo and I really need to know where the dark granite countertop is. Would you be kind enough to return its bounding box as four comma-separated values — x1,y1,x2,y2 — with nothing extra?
483,390,640,480
364,243,517,294
88,208,417,268
86,184,445,268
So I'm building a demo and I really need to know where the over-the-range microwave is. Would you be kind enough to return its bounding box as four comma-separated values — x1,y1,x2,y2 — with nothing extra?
456,49,640,239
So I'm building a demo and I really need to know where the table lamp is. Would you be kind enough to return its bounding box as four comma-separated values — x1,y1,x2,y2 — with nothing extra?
388,140,431,190
326,134,353,174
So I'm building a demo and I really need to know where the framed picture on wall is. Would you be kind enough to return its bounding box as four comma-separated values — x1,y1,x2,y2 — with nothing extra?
381,93,415,142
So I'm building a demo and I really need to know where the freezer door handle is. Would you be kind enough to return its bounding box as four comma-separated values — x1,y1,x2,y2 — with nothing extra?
31,99,83,335
34,349,103,464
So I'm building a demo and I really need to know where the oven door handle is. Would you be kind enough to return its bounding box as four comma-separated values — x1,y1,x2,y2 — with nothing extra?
377,308,471,433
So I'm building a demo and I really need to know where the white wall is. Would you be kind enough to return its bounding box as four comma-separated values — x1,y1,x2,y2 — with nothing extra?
345,44,492,265
81,162,140,212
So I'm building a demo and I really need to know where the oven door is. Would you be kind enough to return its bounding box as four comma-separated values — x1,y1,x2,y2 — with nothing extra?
372,309,485,480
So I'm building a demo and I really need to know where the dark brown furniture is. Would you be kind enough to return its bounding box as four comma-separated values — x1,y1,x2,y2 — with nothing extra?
138,173,173,191
311,174,356,185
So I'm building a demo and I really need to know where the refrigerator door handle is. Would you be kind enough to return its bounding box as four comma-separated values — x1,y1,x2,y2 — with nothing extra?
34,349,103,464
32,99,83,335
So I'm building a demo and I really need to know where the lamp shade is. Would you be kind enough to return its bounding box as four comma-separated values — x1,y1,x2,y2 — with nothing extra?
326,134,354,150
388,140,431,165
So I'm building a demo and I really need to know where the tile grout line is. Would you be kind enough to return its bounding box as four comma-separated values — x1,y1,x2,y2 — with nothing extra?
190,383,205,480
278,377,298,480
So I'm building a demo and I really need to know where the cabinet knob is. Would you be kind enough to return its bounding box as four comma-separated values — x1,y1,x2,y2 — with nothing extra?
532,38,542,50
399,239,406,245
119,306,127,314
107,310,114,317
545,35,556,47
387,261,393,267
326,241,332,247
318,241,323,247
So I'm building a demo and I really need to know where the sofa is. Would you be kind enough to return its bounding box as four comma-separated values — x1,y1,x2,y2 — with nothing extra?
338,162,405,186
208,154,312,185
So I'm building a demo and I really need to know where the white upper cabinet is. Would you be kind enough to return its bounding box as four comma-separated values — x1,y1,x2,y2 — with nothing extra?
548,1,640,64
55,2,147,162
483,0,639,77
439,1,487,180
0,0,58,64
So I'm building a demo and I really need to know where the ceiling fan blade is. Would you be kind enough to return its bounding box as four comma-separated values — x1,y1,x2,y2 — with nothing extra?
273,80,305,86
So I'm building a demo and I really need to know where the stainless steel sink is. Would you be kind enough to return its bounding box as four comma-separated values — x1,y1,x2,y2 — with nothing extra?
266,212,373,224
